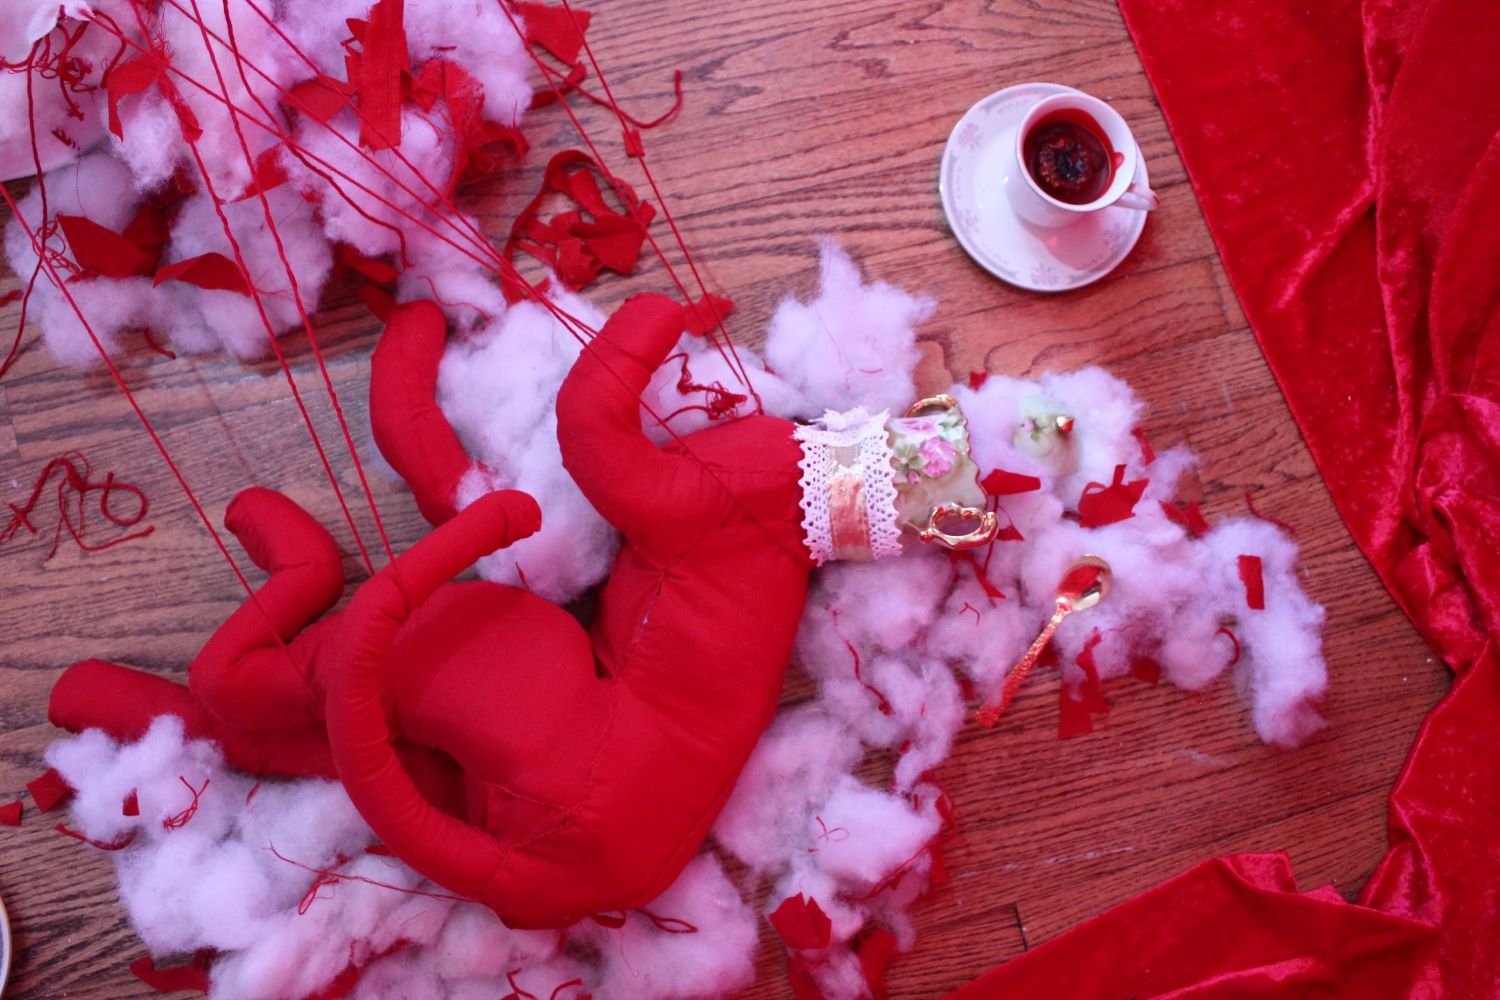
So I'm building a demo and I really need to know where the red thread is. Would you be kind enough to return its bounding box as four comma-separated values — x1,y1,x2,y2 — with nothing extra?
549,979,586,1000
842,637,894,716
815,816,850,842
56,822,137,851
244,780,261,805
269,842,471,908
959,602,981,623
638,908,699,934
504,969,540,1000
162,775,209,830
1217,626,1243,666
1,453,155,558
1244,490,1297,536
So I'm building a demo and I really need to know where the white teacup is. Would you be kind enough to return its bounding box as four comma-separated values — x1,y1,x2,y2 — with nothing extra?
1003,91,1158,228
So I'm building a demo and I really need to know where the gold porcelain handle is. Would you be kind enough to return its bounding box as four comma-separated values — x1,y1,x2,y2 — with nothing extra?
918,502,999,550
905,394,961,419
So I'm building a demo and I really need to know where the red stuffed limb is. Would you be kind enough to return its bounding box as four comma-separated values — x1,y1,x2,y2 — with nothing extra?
49,293,814,929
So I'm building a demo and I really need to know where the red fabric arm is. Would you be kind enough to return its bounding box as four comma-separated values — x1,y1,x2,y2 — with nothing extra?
370,299,476,526
189,488,343,730
556,293,714,552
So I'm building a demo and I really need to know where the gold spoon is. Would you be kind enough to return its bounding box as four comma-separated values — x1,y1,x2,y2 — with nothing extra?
976,555,1113,727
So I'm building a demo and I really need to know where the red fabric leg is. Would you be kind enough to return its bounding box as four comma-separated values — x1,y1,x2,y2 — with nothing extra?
49,659,337,779
189,488,343,730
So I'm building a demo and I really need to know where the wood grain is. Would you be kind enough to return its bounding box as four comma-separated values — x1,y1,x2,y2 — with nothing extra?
0,0,1447,997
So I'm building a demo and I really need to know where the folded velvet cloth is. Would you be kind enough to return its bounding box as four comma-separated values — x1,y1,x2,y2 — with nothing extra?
951,0,1500,994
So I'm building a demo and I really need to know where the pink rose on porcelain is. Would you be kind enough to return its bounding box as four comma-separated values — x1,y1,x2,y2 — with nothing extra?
918,436,955,479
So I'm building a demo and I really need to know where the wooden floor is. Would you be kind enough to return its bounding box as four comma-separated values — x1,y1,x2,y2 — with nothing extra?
0,1,1447,997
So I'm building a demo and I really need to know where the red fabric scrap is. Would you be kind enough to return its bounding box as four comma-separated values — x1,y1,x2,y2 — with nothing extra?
28,767,71,812
769,893,833,951
968,370,989,390
1238,554,1266,610
232,146,288,203
1128,654,1162,685
1132,426,1156,465
517,2,594,65
0,801,21,827
336,244,400,285
981,469,1042,497
1058,631,1108,739
56,214,152,279
129,952,213,994
1159,499,1211,538
153,253,251,296
856,927,899,1000
622,126,644,158
351,0,409,151
683,294,734,336
122,789,139,817
284,75,353,124
1077,464,1148,528
106,54,166,140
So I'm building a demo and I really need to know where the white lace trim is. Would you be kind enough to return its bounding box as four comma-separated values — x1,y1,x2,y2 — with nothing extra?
795,407,903,565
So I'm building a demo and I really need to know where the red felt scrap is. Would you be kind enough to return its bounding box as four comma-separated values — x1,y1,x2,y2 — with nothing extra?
1160,499,1211,538
517,2,594,65
130,952,213,994
1238,554,1266,610
337,245,400,285
28,767,71,812
1129,654,1162,685
153,253,251,296
623,126,644,158
1059,632,1109,739
284,75,353,124
106,54,166,140
232,147,289,203
769,893,833,951
968,370,989,389
122,789,139,817
683,294,734,336
1132,426,1156,465
1077,464,1149,528
0,801,21,827
981,469,1042,496
352,0,409,151
856,927,899,1000
358,283,395,322
570,214,646,274
56,214,152,279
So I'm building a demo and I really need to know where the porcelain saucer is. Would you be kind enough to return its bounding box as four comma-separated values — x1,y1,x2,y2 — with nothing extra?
939,82,1150,292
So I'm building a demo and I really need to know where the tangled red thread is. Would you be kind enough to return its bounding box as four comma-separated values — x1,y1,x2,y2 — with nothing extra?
660,350,747,423
1,22,124,121
162,775,210,830
1,451,154,558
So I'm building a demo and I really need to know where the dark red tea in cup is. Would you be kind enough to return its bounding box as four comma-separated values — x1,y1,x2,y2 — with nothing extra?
1022,109,1125,205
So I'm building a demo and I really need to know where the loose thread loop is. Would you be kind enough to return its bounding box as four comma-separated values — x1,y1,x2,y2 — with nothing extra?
1,451,155,558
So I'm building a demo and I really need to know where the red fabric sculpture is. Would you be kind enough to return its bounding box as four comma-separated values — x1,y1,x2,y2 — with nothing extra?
49,294,814,927
952,0,1500,995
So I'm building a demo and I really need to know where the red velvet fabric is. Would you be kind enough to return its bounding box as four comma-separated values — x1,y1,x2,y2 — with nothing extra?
48,293,814,930
951,0,1500,995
